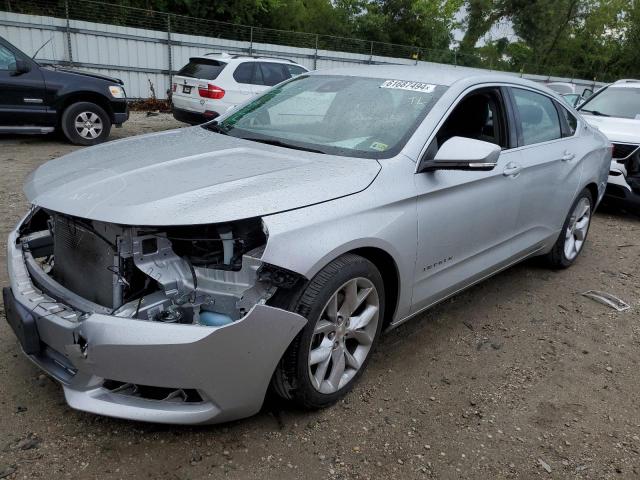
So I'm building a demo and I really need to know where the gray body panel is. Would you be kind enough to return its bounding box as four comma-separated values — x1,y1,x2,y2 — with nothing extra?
7,65,611,424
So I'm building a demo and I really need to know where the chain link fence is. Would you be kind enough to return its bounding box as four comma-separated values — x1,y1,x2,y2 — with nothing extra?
1,0,603,98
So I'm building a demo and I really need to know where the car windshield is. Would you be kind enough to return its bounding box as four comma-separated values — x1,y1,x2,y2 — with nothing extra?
579,86,640,119
206,74,446,158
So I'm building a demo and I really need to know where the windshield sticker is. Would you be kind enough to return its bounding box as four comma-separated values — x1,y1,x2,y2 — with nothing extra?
408,96,429,105
380,80,436,93
370,141,388,151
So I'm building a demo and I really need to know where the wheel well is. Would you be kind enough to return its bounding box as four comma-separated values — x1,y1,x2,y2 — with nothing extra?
58,92,114,125
349,247,399,328
585,182,599,209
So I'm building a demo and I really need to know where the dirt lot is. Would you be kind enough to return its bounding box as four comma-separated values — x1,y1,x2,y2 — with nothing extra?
0,113,639,480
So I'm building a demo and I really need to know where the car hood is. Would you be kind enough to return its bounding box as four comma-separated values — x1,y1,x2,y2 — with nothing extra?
47,66,124,85
24,127,381,226
581,114,640,144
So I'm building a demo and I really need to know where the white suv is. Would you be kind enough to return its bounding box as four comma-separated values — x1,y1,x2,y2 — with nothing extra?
171,53,308,124
578,79,640,211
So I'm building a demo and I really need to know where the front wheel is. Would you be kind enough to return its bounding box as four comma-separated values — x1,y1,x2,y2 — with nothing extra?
272,254,385,409
61,102,112,146
546,188,593,268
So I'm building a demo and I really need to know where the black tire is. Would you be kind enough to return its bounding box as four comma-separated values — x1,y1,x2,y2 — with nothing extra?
272,254,385,409
61,102,111,146
546,188,593,268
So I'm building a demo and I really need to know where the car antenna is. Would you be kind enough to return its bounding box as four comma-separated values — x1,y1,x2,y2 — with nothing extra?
31,37,52,60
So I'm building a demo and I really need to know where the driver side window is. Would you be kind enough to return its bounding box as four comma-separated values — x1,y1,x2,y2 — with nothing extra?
426,87,510,159
0,44,16,70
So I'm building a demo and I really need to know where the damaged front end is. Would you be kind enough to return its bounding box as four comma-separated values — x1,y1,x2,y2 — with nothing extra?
5,207,307,424
20,208,304,326
606,142,640,208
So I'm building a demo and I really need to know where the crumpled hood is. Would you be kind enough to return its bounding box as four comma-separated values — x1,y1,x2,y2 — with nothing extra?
25,127,381,226
581,114,640,144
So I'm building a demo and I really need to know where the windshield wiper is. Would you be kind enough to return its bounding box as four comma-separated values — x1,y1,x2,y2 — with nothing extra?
241,137,327,154
580,109,610,117
204,121,230,135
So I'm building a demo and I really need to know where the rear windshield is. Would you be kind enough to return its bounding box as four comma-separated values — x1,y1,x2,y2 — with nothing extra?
177,58,226,80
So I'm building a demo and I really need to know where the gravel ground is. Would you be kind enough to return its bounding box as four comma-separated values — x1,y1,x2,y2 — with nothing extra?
1,113,639,480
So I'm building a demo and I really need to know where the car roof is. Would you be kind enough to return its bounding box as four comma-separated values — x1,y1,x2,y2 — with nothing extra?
609,79,640,88
190,53,305,67
307,64,548,90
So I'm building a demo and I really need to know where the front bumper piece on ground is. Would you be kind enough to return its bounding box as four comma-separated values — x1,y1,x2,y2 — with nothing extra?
4,229,307,424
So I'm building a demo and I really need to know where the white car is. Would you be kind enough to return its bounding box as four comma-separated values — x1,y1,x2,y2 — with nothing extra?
547,82,593,109
171,53,308,124
578,79,640,210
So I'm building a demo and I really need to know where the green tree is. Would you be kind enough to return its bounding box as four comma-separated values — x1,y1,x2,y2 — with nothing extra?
355,0,463,48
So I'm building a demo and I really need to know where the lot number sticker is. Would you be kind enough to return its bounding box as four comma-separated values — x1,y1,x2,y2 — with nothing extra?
380,80,436,93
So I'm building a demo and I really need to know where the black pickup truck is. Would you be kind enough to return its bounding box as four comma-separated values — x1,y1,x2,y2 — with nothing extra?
0,36,129,145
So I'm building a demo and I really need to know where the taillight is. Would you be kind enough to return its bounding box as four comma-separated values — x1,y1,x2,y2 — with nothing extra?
198,84,225,99
172,83,176,92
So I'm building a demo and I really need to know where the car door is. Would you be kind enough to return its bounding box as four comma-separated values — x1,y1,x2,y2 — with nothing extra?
411,86,525,314
507,87,584,254
0,40,47,127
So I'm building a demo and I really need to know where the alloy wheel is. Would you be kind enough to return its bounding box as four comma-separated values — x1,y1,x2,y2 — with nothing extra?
564,196,591,261
74,112,104,139
308,277,379,394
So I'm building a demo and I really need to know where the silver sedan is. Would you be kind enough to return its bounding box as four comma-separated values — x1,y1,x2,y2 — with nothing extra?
4,65,611,424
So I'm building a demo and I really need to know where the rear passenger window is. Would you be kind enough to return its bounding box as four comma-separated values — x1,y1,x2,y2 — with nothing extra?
233,62,256,84
177,59,226,80
259,62,289,86
286,65,307,77
512,88,562,145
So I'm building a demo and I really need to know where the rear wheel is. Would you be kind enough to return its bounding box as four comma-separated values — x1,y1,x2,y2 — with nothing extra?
272,254,384,408
546,188,593,268
61,102,111,145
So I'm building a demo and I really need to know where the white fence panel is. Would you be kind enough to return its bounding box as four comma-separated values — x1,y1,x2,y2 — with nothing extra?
0,11,68,60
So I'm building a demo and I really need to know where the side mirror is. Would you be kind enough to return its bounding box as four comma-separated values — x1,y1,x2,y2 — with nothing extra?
419,136,501,172
11,59,31,76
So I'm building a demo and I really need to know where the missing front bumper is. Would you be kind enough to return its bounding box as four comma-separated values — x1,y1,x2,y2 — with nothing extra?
5,229,307,424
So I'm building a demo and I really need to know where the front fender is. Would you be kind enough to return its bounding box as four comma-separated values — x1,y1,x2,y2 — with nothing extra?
261,158,418,322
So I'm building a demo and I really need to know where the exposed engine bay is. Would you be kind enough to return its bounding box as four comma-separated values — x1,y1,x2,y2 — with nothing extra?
17,208,302,326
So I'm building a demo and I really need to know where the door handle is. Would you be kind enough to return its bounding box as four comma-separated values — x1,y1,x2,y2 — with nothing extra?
561,151,576,162
503,162,522,177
